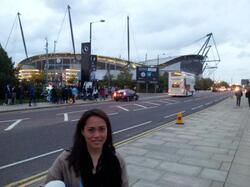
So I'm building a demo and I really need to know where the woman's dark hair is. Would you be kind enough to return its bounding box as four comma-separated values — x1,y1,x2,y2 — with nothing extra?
67,108,122,187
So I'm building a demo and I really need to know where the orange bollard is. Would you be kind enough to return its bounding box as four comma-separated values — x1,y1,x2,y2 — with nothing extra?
176,112,184,125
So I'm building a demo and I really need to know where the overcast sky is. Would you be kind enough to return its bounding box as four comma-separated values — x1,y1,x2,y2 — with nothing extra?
1,0,249,84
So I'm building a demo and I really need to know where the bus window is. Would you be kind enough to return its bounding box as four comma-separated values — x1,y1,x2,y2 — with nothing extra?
172,81,180,88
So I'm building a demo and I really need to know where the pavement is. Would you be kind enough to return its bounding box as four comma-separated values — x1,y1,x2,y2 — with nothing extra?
3,95,250,187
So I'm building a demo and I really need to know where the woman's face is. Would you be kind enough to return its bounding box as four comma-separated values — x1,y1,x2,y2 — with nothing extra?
82,116,108,151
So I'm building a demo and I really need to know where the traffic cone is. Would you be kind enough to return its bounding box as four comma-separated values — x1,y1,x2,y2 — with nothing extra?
176,112,184,125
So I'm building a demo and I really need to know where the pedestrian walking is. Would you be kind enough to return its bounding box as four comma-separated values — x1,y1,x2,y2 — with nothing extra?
45,109,128,187
235,88,243,106
245,88,250,107
11,86,17,105
93,88,98,101
4,84,12,105
17,85,24,104
28,85,36,106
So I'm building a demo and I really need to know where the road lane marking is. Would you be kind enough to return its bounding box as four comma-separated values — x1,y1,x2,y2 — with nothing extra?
71,112,119,121
4,118,30,131
56,109,87,115
64,113,69,121
113,121,152,134
144,101,160,106
164,111,186,119
133,106,157,111
133,103,147,108
116,105,129,111
191,105,204,110
0,149,63,170
156,100,170,104
163,99,178,103
205,102,213,106
108,112,119,116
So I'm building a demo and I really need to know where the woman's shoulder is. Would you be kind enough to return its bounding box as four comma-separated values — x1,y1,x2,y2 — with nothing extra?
56,150,71,161
115,151,126,166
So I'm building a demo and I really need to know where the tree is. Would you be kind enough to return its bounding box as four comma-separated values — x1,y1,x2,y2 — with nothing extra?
116,66,133,88
0,44,18,99
30,71,45,86
99,73,114,87
195,78,214,90
159,72,168,92
67,74,77,85
218,81,229,88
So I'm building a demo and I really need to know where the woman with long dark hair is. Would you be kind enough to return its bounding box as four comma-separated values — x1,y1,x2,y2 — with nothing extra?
45,109,128,187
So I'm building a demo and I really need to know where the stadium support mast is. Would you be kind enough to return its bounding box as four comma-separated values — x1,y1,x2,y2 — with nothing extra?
67,5,76,64
17,12,28,59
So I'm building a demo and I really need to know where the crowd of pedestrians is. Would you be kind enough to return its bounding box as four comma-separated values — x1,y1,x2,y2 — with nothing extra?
3,82,120,107
234,87,250,107
4,84,25,105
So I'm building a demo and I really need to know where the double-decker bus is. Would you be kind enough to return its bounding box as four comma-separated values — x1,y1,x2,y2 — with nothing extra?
168,71,195,96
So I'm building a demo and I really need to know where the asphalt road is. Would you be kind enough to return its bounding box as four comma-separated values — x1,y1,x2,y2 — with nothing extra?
0,91,231,186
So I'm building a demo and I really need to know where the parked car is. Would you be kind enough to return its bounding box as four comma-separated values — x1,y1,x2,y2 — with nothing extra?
113,89,139,101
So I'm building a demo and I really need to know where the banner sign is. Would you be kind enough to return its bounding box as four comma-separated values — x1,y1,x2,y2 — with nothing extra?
136,67,159,83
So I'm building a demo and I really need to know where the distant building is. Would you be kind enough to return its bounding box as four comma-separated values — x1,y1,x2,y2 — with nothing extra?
241,79,250,87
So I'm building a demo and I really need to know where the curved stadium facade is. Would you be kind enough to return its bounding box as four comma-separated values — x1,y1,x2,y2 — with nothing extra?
18,53,135,83
18,52,204,84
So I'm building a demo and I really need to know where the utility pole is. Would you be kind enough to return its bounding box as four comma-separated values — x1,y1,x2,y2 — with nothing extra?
45,38,49,87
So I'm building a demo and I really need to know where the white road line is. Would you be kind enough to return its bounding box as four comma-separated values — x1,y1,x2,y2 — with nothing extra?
71,112,118,121
165,102,176,106
144,101,160,106
156,100,169,104
108,112,119,116
163,99,178,103
5,120,22,131
133,103,147,108
0,148,63,170
164,111,186,119
64,113,69,121
191,105,204,110
113,121,152,134
205,102,213,106
4,118,30,131
133,106,157,111
116,106,129,111
57,109,87,115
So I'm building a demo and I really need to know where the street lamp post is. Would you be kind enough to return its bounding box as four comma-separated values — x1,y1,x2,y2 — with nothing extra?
156,53,166,93
157,53,166,67
89,19,105,54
